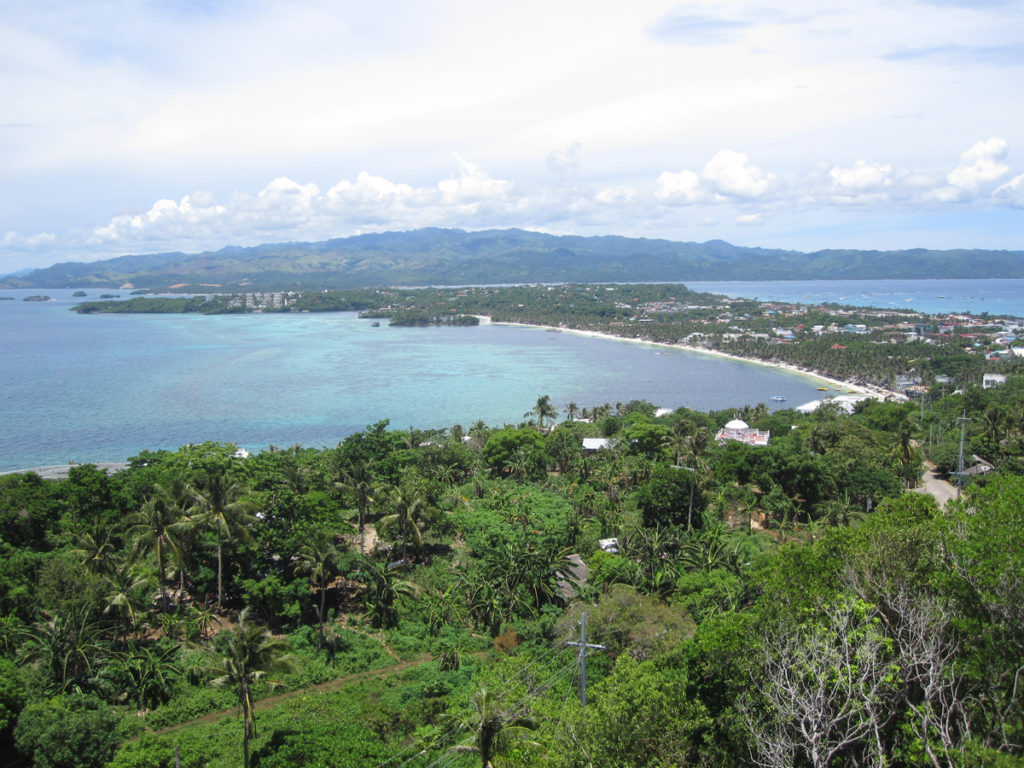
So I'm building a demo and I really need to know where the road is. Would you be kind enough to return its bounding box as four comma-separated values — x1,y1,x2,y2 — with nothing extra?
912,462,959,509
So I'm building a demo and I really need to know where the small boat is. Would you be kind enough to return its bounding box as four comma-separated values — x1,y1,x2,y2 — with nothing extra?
772,395,786,401
817,387,828,391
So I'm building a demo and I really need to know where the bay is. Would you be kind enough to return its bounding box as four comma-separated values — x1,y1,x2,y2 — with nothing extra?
0,289,831,471
685,278,1024,317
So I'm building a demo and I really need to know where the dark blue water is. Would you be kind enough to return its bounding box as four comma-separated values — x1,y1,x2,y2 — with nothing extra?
0,289,832,470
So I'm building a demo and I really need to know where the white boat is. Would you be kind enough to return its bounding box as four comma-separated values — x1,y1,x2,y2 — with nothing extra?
772,395,786,401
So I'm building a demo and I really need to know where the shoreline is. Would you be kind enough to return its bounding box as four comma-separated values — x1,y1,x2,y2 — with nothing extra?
0,461,130,480
486,317,904,403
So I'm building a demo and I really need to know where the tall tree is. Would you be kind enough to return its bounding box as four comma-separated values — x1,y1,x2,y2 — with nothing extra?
209,608,293,768
335,459,376,554
293,531,346,648
195,468,256,607
126,479,199,610
353,556,415,629
528,394,558,432
377,480,435,563
454,686,540,768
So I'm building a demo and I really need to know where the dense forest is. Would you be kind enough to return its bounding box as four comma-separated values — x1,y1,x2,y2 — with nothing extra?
2,374,1023,767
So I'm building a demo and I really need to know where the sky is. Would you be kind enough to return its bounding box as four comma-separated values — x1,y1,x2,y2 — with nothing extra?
2,0,1023,274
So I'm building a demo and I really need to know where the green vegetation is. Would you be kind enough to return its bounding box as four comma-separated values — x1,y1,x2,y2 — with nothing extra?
2,374,1023,766
6,228,1024,291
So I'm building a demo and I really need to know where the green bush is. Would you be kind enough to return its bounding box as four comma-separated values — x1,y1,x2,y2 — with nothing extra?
15,693,121,768
145,686,236,730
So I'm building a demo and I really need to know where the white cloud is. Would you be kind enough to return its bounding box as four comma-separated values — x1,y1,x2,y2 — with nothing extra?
993,173,1024,207
655,169,703,202
928,137,1012,202
657,150,778,204
701,150,777,199
546,142,582,173
828,161,893,191
948,137,1010,189
438,156,512,205
595,186,637,204
1,230,56,248
7,136,1019,271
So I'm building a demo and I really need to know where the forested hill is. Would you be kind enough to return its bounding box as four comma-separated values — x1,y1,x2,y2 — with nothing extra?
4,227,1024,290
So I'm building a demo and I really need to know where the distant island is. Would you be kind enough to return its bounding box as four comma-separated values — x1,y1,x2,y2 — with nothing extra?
3,227,1024,291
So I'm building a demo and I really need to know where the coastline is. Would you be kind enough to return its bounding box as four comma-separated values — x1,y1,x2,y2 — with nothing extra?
0,462,130,480
486,318,904,403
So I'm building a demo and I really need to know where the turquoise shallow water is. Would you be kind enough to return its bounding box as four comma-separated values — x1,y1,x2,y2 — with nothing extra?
0,289,833,470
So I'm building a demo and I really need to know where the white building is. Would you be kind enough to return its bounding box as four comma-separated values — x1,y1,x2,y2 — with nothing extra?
715,419,770,447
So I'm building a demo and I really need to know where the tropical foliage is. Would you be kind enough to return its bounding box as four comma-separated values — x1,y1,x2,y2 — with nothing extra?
1,376,1023,767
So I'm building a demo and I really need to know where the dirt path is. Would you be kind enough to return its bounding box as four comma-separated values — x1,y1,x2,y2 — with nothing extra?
912,461,959,509
150,655,431,736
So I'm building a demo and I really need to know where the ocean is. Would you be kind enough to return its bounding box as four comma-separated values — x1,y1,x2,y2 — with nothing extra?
0,288,835,471
685,278,1024,318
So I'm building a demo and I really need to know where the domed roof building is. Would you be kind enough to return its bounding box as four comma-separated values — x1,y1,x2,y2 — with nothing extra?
716,417,770,447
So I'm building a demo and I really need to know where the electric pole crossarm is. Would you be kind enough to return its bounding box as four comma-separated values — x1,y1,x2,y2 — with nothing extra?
566,612,605,709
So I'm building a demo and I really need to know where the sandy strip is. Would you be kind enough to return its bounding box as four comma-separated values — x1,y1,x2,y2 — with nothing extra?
0,462,129,479
489,319,904,402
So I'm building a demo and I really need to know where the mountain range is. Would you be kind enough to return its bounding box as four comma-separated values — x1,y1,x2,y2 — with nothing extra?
3,228,1023,291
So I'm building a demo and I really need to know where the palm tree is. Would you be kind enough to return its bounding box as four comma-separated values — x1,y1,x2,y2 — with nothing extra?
114,643,181,711
335,459,377,554
19,606,104,694
209,608,294,768
127,479,199,610
353,556,416,629
72,527,117,578
529,394,558,432
195,468,257,607
377,480,436,563
454,686,541,768
565,401,579,422
101,554,152,645
293,531,346,648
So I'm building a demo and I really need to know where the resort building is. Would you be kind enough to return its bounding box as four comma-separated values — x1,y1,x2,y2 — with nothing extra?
715,419,770,447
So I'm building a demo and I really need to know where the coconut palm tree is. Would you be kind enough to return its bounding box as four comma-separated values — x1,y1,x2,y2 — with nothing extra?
209,608,294,768
377,480,436,563
353,556,416,629
127,479,199,610
454,686,541,768
101,554,152,645
293,531,346,648
335,459,377,554
528,394,558,432
195,467,257,607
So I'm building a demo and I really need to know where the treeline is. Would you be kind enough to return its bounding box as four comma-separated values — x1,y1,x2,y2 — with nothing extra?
1,378,1023,767
74,296,243,315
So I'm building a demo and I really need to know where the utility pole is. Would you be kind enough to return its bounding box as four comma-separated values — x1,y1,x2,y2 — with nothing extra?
956,409,969,499
566,612,605,709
